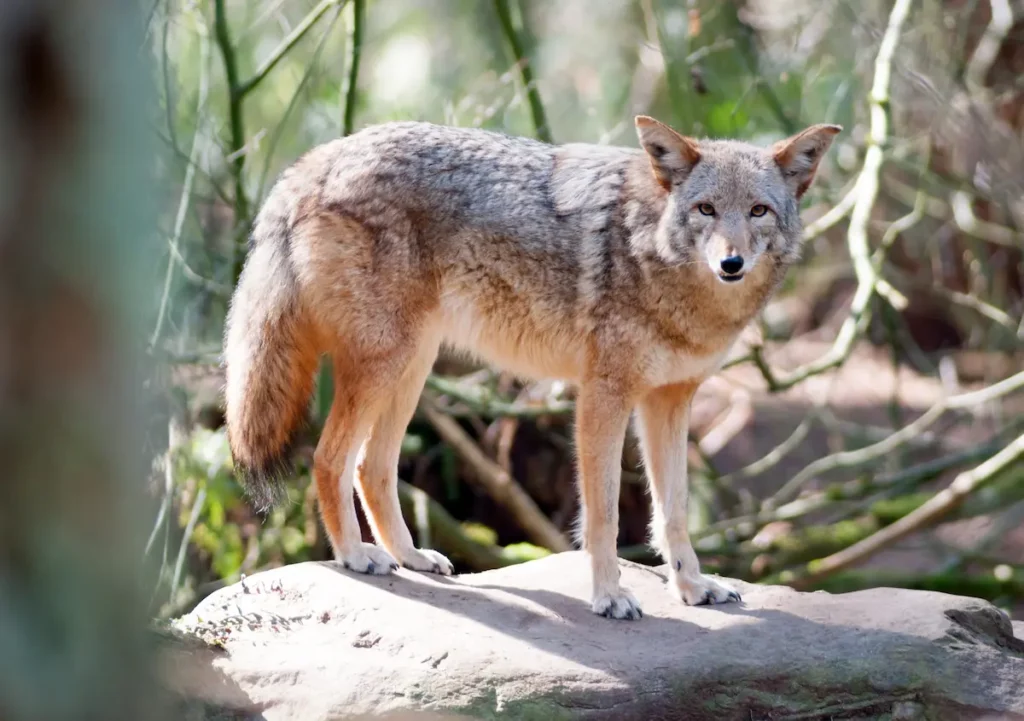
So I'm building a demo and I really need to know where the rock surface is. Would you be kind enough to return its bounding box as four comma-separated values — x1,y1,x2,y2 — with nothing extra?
166,552,1024,720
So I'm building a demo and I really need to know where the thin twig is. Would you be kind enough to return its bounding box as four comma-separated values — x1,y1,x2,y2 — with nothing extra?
255,3,344,205
151,124,232,204
145,394,190,559
949,189,1023,249
215,0,346,282
171,486,207,601
942,499,1024,573
150,22,211,350
425,374,574,418
236,0,345,98
212,0,249,282
889,265,1019,333
493,0,552,143
793,431,1024,587
419,393,571,552
801,183,857,242
718,414,814,487
342,0,364,136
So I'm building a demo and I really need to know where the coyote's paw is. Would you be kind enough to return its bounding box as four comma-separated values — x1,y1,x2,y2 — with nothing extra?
399,548,454,576
592,589,643,620
337,543,398,576
675,573,741,606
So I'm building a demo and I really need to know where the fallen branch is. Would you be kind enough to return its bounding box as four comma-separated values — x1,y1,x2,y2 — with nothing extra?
419,393,571,552
792,431,1024,588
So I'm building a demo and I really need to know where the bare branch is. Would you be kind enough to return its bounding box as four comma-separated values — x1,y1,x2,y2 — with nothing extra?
236,0,346,98
212,0,249,280
802,183,857,242
718,414,814,487
964,0,1014,94
766,369,1024,507
748,0,915,393
695,425,1021,546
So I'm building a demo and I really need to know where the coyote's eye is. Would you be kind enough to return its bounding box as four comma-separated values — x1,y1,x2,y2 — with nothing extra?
750,204,768,217
697,203,716,216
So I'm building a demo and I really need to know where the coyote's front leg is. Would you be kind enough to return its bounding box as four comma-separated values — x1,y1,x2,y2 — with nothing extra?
636,382,741,606
575,379,641,620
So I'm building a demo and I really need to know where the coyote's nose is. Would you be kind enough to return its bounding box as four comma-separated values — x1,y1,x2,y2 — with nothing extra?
719,255,744,275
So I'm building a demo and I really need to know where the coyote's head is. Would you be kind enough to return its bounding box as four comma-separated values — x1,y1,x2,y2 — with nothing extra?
635,115,840,284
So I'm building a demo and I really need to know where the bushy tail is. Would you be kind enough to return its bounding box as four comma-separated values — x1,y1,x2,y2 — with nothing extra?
224,204,320,509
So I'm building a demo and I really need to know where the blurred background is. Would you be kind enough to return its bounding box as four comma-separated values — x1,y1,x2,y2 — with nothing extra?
3,1,1022,718
143,0,1023,625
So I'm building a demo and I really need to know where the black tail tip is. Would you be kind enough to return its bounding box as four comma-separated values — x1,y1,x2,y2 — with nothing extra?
233,456,293,511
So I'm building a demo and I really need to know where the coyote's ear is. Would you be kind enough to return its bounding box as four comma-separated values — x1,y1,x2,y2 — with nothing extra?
635,115,701,191
771,124,842,198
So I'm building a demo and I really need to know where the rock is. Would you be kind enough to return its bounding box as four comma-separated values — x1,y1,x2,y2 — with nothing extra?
165,552,1024,720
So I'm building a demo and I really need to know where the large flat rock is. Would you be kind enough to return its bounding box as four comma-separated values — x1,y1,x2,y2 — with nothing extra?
166,552,1024,720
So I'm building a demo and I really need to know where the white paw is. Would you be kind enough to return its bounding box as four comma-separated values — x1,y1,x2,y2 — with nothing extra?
674,572,742,606
592,588,643,620
337,543,398,576
397,548,454,576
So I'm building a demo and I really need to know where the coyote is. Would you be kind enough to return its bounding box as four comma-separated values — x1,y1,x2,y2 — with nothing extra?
225,116,839,619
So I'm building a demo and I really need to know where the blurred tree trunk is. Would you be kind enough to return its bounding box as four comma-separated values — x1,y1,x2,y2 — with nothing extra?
0,1,164,720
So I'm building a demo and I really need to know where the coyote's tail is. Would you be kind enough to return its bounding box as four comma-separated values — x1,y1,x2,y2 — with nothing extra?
223,198,320,509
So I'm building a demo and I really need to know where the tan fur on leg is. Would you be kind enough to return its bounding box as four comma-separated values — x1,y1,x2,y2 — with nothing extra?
636,383,740,606
575,380,641,620
356,338,453,575
314,362,399,576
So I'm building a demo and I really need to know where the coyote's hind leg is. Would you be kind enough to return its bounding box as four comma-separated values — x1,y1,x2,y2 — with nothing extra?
314,356,407,575
356,336,453,575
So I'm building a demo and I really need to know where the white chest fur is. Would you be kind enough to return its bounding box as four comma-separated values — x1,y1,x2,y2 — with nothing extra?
642,339,735,388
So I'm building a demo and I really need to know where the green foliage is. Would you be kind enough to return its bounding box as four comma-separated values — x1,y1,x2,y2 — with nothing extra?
499,543,551,565
174,428,315,589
